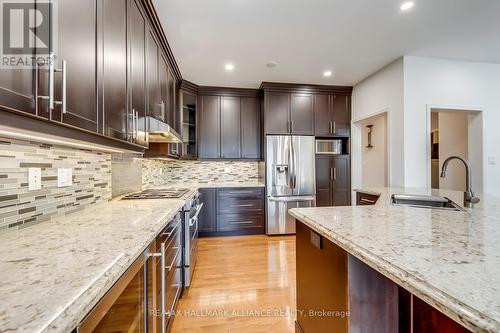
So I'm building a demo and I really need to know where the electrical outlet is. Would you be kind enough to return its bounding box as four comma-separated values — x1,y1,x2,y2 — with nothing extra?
57,168,73,187
488,155,497,165
224,167,231,173
28,168,42,191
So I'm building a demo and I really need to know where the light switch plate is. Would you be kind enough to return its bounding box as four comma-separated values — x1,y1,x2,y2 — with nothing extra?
28,168,42,191
57,168,73,187
488,155,497,165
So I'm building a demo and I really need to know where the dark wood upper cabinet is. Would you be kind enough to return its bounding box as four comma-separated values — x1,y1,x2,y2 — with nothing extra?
290,94,314,135
314,94,331,137
158,54,168,123
167,68,177,131
264,92,290,135
221,96,241,159
49,0,99,132
128,0,147,146
241,97,261,159
332,94,351,136
198,88,261,160
146,31,160,121
101,0,128,141
198,95,220,159
0,2,36,116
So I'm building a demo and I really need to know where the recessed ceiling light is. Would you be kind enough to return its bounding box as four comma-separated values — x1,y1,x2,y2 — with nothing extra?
323,70,332,77
225,63,234,71
400,1,414,11
266,61,278,68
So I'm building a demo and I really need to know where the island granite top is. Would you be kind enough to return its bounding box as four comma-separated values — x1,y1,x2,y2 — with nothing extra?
290,187,500,333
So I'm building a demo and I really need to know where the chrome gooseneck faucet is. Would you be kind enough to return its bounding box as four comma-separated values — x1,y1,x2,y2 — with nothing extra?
440,156,480,208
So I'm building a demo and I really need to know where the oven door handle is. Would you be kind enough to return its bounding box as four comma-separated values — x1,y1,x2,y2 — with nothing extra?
190,202,204,222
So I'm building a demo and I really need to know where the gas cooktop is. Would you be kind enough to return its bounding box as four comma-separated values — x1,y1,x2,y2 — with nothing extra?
121,188,190,200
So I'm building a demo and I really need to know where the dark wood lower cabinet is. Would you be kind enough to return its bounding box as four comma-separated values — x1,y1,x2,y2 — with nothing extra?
198,187,265,236
316,155,351,207
296,221,472,333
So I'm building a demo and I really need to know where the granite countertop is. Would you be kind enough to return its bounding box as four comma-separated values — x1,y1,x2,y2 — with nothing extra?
289,187,500,333
0,189,197,333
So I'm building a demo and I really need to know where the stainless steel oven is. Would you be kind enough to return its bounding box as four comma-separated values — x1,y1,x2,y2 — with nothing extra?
184,192,202,288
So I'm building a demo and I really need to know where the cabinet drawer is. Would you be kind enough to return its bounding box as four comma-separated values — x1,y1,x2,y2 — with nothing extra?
218,198,264,214
218,214,264,232
217,187,264,199
356,192,380,206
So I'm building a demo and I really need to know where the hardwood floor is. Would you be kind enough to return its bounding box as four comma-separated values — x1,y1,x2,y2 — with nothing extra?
171,235,296,333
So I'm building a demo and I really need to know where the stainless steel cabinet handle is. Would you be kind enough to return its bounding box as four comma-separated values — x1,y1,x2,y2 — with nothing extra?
329,121,333,134
330,167,333,180
168,284,182,318
161,220,181,239
60,60,66,113
230,204,253,207
160,242,166,333
360,198,376,204
290,120,294,133
53,59,67,114
269,196,315,202
230,221,254,225
333,121,336,134
135,112,139,139
49,56,55,110
334,167,337,180
166,246,181,272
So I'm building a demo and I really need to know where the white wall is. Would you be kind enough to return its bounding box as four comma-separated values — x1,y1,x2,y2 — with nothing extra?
352,58,404,189
360,113,388,187
437,111,469,191
404,56,498,195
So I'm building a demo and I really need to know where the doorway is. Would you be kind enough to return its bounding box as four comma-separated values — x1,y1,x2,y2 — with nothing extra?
429,108,483,192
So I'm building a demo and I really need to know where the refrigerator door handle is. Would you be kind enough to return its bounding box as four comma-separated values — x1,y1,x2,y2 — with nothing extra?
290,138,297,190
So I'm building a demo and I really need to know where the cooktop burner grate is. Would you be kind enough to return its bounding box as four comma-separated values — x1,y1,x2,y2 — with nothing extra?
121,188,190,200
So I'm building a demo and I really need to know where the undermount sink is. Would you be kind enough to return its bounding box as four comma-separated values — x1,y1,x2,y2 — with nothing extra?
391,194,463,212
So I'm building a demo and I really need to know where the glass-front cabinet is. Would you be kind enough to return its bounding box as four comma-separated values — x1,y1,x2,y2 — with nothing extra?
180,90,197,158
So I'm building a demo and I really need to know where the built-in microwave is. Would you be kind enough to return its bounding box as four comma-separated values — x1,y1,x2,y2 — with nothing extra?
316,139,342,155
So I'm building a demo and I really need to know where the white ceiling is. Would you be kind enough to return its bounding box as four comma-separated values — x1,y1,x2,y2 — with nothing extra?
153,0,500,88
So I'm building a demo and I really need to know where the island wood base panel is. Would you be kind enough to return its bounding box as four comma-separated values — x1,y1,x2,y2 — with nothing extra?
295,221,471,333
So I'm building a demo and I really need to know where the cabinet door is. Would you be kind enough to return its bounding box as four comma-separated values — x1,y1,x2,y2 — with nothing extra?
101,0,128,141
128,0,147,146
332,155,351,206
167,68,177,131
314,94,331,137
52,0,98,132
290,94,313,135
198,95,220,159
147,31,160,120
221,96,241,159
332,95,350,136
315,155,332,207
199,188,217,233
159,54,168,123
241,97,261,159
264,92,289,135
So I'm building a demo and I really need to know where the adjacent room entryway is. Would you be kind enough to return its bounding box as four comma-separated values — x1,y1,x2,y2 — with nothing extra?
429,108,483,191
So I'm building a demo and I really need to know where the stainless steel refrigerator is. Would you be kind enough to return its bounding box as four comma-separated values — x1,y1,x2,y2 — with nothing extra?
266,135,316,235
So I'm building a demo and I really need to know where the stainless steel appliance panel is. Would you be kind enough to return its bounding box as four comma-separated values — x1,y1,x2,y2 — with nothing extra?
266,135,293,197
184,192,202,288
291,136,316,196
316,139,342,155
266,196,316,235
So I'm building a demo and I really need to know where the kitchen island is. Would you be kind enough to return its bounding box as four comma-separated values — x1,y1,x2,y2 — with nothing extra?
289,187,500,333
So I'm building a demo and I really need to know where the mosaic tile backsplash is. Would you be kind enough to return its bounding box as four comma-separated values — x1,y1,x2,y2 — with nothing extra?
0,137,112,233
142,159,260,187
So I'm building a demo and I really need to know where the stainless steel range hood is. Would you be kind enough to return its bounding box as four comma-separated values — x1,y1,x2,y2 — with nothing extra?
147,116,182,143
